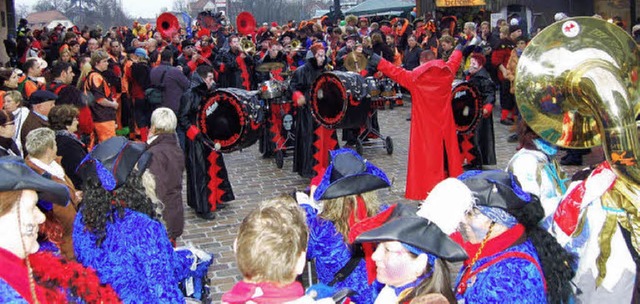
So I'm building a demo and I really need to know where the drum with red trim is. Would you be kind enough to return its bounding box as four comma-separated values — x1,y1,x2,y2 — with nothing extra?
199,88,264,153
310,71,371,129
451,79,482,135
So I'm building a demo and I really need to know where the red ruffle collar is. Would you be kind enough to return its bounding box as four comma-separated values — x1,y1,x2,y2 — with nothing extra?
450,223,525,266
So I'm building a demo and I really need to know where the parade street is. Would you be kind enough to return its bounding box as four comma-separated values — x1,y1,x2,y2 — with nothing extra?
176,100,604,302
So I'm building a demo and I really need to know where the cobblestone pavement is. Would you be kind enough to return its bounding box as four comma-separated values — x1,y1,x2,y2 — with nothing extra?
176,99,605,302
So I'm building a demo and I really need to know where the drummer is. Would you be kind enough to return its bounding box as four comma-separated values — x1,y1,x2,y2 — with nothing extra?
289,43,339,179
256,39,288,83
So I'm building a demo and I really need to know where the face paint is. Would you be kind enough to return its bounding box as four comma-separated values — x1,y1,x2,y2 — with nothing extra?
458,208,492,244
372,241,422,287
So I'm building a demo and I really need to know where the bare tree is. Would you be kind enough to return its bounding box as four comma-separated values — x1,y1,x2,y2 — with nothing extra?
16,4,32,19
33,0,70,12
172,0,190,13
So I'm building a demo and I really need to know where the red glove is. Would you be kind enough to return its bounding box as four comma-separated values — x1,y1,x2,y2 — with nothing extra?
292,91,304,107
186,125,200,141
482,104,494,118
359,69,368,77
219,63,226,73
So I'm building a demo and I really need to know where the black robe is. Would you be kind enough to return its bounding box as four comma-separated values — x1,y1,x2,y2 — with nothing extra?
460,67,496,169
178,72,234,213
289,57,339,178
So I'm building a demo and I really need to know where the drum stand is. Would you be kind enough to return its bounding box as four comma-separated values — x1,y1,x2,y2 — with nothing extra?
354,109,393,155
274,131,295,169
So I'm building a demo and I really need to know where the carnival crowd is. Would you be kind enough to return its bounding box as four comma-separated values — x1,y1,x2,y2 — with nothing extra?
0,8,639,304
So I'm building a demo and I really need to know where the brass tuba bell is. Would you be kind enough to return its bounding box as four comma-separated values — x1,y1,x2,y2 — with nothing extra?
239,37,255,56
516,17,640,184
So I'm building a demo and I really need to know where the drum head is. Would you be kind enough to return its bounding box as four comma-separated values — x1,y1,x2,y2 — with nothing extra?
312,73,347,127
452,81,482,134
200,91,244,150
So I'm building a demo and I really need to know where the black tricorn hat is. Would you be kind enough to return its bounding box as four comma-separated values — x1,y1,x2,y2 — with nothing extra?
458,170,532,212
0,156,70,206
313,148,391,201
354,204,468,262
76,136,151,191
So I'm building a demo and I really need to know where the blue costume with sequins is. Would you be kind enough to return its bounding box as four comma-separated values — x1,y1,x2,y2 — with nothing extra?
455,240,546,304
301,204,375,304
73,208,192,303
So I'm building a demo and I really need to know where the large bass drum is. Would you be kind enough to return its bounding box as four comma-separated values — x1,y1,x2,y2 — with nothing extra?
310,71,371,129
451,80,482,135
199,88,264,153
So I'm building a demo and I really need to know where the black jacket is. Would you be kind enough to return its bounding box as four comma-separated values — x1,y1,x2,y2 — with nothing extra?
55,130,88,190
467,67,495,106
403,46,422,70
217,49,255,89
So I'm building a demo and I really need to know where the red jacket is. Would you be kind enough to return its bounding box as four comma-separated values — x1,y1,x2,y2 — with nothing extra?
377,49,464,200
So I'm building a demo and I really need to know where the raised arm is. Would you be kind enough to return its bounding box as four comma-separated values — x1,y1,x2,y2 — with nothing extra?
372,54,415,89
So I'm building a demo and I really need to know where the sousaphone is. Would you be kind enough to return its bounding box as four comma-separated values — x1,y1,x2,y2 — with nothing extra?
157,12,179,40
516,17,640,184
236,11,256,36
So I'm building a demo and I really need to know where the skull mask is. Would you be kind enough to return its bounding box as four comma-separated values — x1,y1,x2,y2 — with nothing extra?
283,114,293,131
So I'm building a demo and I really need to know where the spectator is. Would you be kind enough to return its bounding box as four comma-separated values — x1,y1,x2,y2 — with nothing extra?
222,195,310,303
0,110,19,156
0,156,121,302
48,62,94,144
73,136,194,303
48,104,87,190
24,127,80,260
299,148,392,304
20,57,46,99
402,35,422,70
84,50,118,143
20,90,58,155
0,68,20,105
127,48,153,141
353,201,468,303
3,91,28,156
453,170,575,303
150,49,189,122
146,107,185,243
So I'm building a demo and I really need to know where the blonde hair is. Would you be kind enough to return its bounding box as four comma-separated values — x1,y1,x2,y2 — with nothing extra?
150,107,177,134
236,195,308,285
90,50,109,67
76,61,93,90
4,90,23,106
319,191,381,242
25,127,55,158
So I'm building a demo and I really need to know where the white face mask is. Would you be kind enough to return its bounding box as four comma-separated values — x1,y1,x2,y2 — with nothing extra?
458,209,493,244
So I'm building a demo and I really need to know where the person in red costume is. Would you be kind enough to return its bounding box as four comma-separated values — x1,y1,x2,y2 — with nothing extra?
368,44,464,200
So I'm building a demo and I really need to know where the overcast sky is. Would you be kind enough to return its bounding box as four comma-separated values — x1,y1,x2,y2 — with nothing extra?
20,0,177,19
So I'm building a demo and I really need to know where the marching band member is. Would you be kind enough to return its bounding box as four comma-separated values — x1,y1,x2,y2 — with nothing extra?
289,43,338,179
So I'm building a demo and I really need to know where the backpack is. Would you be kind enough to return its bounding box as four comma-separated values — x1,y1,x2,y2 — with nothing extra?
81,72,97,107
145,67,167,105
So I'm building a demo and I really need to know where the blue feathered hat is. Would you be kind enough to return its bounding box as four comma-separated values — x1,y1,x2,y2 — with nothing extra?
313,148,391,201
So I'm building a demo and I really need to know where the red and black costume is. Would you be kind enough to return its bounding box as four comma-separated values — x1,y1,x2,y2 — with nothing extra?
289,49,339,178
218,48,254,90
178,71,234,216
